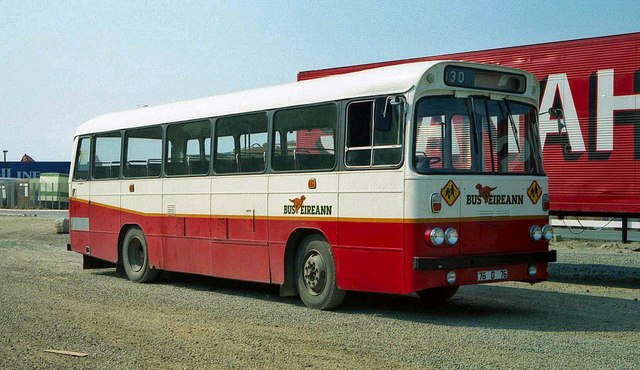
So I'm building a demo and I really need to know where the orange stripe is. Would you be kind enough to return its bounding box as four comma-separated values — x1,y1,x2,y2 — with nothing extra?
76,200,546,224
69,197,89,204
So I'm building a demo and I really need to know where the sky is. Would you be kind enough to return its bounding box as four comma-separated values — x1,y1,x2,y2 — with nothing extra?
1,0,639,161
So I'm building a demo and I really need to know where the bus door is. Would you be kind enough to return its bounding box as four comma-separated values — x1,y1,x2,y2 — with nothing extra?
210,113,270,282
120,127,163,268
89,132,122,262
337,98,406,293
161,121,213,275
69,136,91,255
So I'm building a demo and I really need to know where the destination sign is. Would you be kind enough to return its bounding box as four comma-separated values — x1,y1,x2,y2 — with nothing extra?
444,66,526,94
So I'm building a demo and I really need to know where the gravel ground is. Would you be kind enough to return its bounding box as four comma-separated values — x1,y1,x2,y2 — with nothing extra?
0,215,639,369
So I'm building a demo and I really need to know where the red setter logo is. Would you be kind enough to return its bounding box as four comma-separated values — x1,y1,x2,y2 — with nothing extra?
289,195,306,213
475,184,497,204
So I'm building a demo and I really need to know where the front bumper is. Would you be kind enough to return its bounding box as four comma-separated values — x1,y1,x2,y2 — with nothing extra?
413,250,557,270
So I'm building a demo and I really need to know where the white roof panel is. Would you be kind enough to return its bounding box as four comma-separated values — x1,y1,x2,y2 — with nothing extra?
75,61,442,136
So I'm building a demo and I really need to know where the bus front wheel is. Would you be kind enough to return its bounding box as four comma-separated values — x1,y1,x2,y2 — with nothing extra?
296,235,346,310
122,228,159,283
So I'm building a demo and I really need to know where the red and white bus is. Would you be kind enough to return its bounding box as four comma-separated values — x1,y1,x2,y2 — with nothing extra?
69,61,556,310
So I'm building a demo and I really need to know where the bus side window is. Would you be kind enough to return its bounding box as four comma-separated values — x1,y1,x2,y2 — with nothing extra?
166,120,211,176
272,104,337,172
73,137,91,181
214,113,268,174
346,101,373,167
93,132,121,179
123,126,162,178
346,97,403,168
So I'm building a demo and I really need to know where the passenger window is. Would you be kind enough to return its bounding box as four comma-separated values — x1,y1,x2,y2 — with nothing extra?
272,104,337,171
346,97,403,168
73,137,91,181
124,127,162,178
93,132,121,179
166,120,211,176
214,113,268,174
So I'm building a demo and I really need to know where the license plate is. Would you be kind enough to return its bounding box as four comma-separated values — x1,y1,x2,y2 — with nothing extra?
477,269,508,282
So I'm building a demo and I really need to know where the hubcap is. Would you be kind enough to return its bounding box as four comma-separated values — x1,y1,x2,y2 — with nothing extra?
128,237,144,272
302,250,326,296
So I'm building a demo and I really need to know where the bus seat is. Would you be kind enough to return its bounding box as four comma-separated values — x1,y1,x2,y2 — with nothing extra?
147,160,162,176
126,162,147,177
297,153,335,170
165,162,188,176
214,158,237,174
188,158,209,175
238,155,265,173
272,155,295,171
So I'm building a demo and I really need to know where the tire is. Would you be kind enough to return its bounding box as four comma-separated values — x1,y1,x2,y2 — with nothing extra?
416,286,459,305
122,228,159,283
296,235,346,310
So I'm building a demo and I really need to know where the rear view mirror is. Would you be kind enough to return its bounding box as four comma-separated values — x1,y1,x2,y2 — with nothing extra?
374,97,392,132
550,108,566,133
375,96,406,132
540,108,565,133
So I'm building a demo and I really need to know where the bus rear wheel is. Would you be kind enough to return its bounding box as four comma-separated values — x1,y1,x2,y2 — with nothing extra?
416,286,459,305
122,228,159,283
296,235,345,310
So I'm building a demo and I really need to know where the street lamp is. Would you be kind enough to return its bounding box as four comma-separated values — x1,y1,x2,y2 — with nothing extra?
2,150,7,162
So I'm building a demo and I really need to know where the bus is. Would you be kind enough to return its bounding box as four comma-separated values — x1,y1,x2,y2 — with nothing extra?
69,61,557,310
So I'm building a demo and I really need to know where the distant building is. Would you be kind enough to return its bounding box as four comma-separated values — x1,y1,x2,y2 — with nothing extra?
0,161,70,179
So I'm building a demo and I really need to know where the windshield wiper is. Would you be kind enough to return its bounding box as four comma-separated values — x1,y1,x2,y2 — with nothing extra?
466,97,479,169
501,99,521,153
481,99,495,172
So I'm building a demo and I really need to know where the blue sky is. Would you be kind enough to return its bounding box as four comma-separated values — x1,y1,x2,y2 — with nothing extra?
1,0,639,160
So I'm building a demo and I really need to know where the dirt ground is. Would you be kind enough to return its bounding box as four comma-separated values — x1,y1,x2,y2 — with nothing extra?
0,215,639,369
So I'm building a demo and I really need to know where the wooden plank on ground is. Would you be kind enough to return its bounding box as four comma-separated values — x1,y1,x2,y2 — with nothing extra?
44,349,88,357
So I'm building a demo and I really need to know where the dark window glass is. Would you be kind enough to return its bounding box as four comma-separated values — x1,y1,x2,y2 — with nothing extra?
214,113,268,174
166,120,211,176
272,104,337,171
414,96,543,174
93,132,121,179
346,98,403,168
73,137,91,181
124,127,162,178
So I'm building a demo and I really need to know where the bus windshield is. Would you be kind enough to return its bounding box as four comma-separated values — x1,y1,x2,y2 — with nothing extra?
413,95,543,174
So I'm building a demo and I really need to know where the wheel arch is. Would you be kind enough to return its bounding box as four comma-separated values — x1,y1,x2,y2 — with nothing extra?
279,227,328,297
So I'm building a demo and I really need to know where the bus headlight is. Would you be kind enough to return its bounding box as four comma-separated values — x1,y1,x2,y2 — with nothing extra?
530,225,542,241
445,227,458,245
429,228,445,246
528,264,538,277
542,225,553,241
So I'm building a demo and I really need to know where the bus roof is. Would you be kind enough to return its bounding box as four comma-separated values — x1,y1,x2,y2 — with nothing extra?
74,60,533,136
76,61,449,136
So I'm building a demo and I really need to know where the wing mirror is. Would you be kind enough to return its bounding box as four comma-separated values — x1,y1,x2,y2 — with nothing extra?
540,107,565,133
